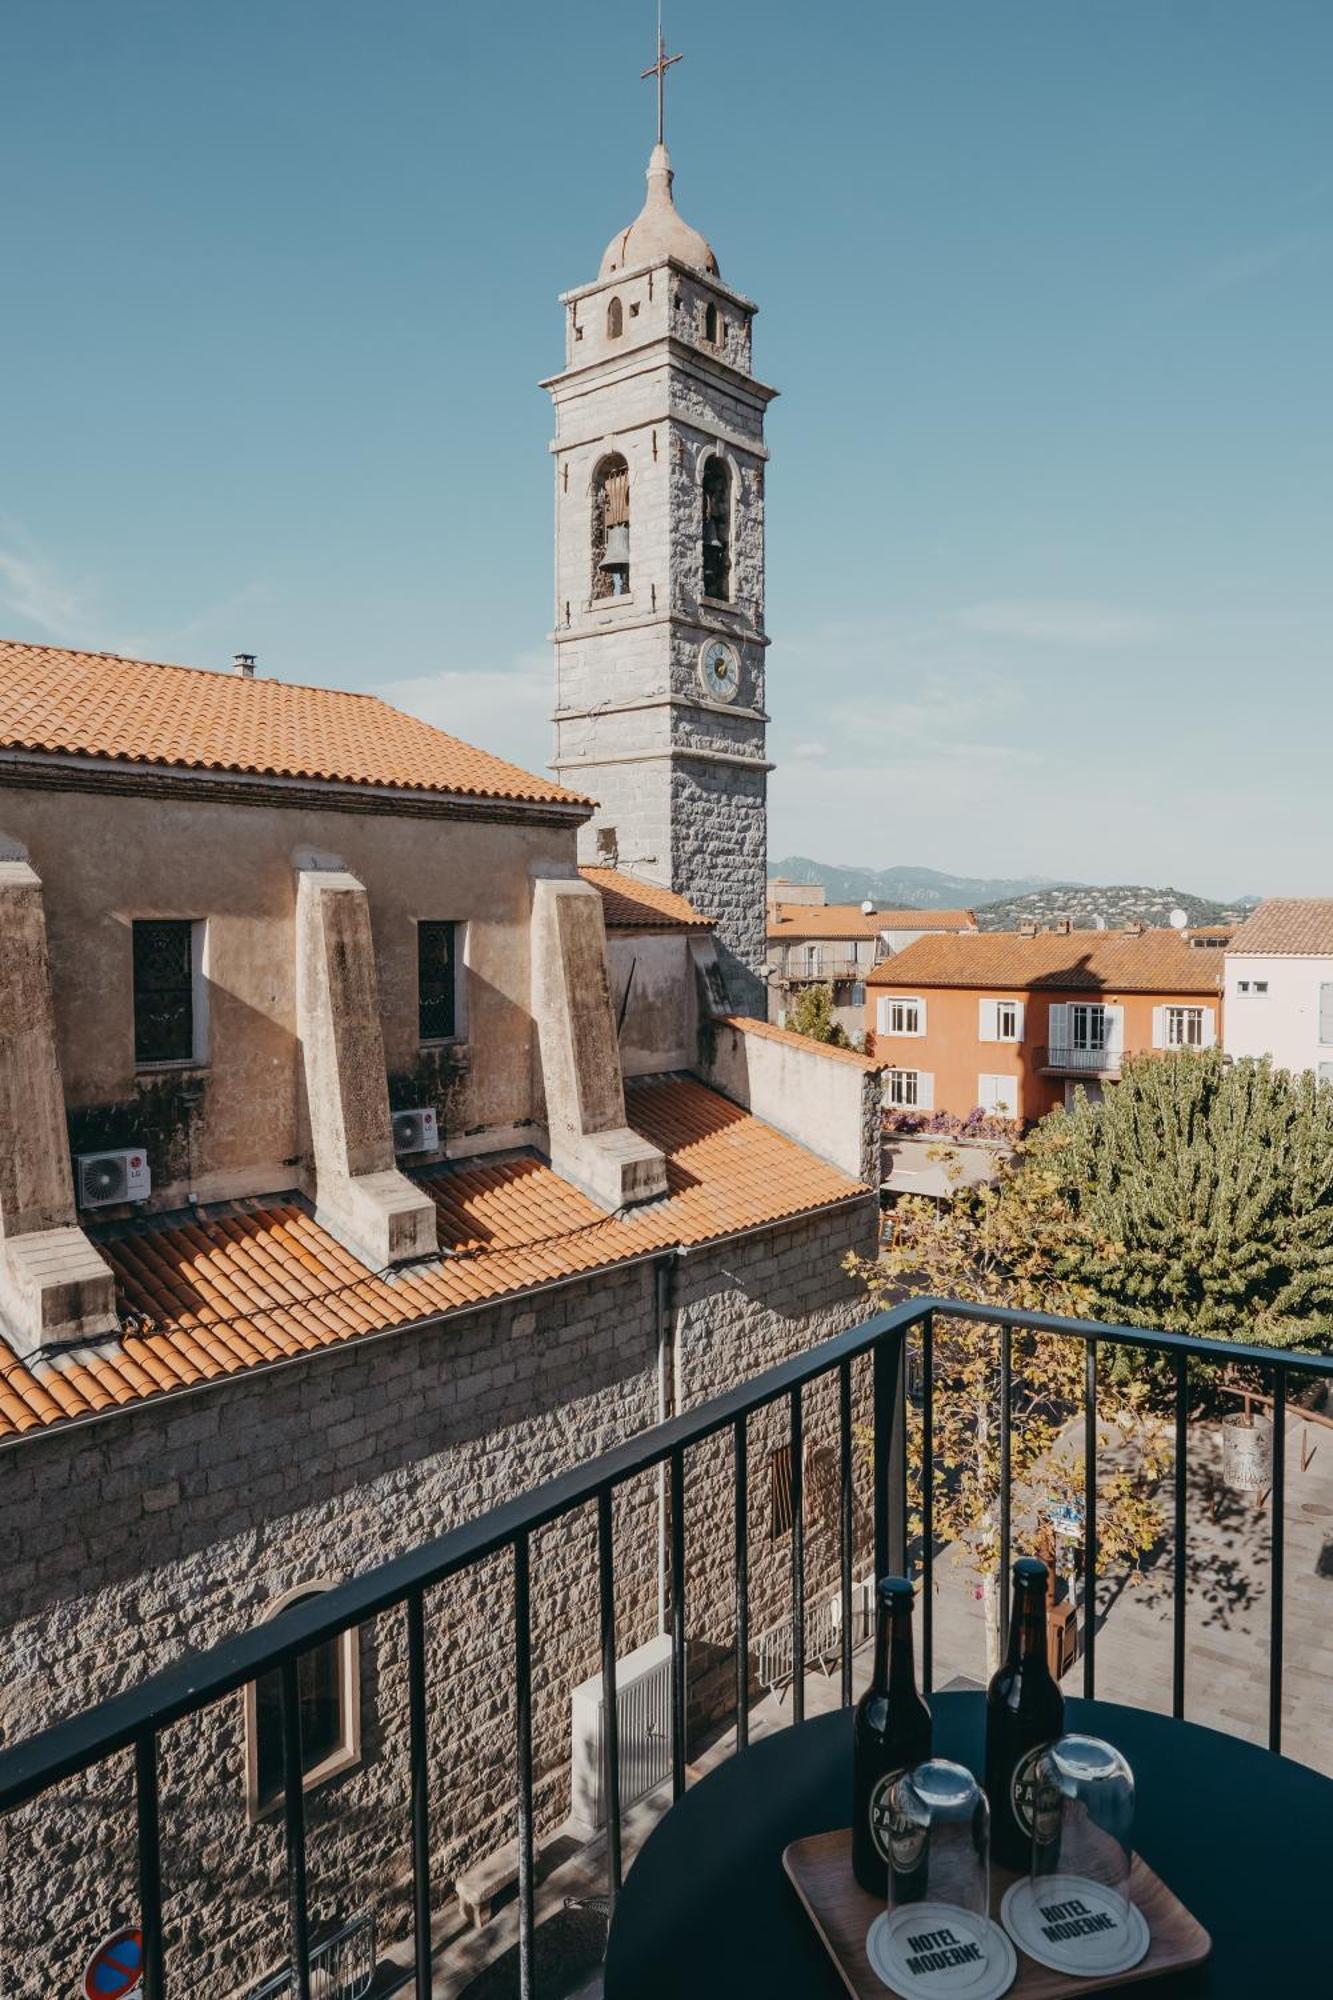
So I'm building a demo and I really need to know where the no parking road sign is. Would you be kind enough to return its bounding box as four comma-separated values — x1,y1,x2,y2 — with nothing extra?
83,1926,143,1999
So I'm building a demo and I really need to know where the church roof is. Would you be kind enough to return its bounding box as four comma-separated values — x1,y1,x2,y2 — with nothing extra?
580,867,712,930
600,143,719,279
0,639,589,812
0,1078,865,1437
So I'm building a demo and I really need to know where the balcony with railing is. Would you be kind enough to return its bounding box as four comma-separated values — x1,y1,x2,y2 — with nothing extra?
1037,1041,1127,1077
3,1300,1331,1999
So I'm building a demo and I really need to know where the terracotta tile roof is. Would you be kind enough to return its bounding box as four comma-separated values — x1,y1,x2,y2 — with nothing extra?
767,903,975,940
1186,925,1234,940
1226,899,1333,957
719,1015,889,1072
866,930,1223,996
0,1078,864,1439
580,867,712,930
0,638,588,811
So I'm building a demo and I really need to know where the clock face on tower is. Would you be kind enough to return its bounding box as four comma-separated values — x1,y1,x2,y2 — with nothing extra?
699,639,741,704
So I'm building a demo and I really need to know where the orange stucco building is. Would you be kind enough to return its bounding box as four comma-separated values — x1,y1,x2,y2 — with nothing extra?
866,926,1226,1124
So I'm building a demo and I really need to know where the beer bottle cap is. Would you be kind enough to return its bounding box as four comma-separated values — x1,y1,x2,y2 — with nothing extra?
876,1575,916,1608
1013,1557,1049,1592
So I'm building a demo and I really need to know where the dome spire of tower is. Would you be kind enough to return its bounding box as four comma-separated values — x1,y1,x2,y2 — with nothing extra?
600,4,719,278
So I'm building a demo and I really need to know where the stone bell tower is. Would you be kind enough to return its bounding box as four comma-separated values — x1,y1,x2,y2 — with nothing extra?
543,33,777,1014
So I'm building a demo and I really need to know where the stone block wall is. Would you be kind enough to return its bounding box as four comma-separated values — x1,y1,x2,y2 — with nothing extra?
1,1193,878,1999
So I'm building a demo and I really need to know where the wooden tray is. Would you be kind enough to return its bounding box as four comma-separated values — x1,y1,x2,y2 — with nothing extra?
783,1830,1210,1998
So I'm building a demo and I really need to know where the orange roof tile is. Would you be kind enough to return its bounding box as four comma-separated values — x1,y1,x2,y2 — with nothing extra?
767,903,976,940
1227,899,1333,957
866,929,1223,996
0,639,589,811
580,867,712,930
719,1015,889,1071
0,1079,864,1439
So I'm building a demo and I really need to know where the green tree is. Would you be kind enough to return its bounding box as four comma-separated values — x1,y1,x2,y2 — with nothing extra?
786,982,851,1047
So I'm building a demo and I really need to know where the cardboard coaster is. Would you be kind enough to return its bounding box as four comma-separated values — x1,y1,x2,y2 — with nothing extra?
1000,1873,1150,1978
865,1903,1017,2000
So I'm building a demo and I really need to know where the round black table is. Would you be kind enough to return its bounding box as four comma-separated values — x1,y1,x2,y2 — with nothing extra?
604,1692,1333,1996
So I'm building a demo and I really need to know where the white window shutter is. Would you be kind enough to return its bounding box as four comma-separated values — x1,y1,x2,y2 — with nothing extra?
1200,1007,1216,1049
1152,1005,1167,1050
917,997,928,1035
1012,1001,1025,1042
1048,1002,1067,1048
918,1072,934,1110
1320,984,1333,1045
979,999,997,1041
1105,1004,1125,1053
878,997,891,1034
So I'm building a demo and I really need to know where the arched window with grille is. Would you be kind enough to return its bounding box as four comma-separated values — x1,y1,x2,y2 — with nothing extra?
701,455,732,602
607,295,623,339
592,453,631,599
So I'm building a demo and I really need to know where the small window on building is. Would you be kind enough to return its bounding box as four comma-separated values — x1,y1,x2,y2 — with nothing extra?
418,922,460,1042
888,997,924,1037
1254,981,1269,994
1237,980,1251,993
592,453,631,599
995,1001,1021,1042
978,1073,1018,1117
1319,1063,1333,1087
704,300,719,344
607,295,623,338
1166,1006,1205,1048
246,1586,360,1820
701,454,732,601
851,981,866,1008
887,1069,926,1108
133,919,201,1066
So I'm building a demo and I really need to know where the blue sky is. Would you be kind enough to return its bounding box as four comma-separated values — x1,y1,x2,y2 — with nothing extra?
4,1,1330,898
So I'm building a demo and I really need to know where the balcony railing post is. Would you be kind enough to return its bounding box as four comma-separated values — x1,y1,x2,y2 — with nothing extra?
838,1358,854,1707
1172,1354,1188,1719
134,1732,165,2000
406,1591,433,2000
733,1416,749,1748
874,1329,907,1579
597,1487,623,1903
279,1657,312,2000
669,1445,687,1799
790,1385,806,1726
999,1325,1012,1657
1269,1367,1287,1754
513,1533,536,2000
1082,1343,1098,1699
920,1312,935,1696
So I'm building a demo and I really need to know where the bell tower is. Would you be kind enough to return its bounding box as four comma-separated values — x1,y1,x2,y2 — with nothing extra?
543,29,777,1014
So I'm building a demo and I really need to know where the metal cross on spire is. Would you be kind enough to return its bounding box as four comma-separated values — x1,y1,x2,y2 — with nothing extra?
641,3,683,148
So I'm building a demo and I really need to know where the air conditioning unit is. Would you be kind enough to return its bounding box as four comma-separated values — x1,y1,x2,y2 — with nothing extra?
391,1106,438,1156
77,1148,151,1209
569,1633,672,1836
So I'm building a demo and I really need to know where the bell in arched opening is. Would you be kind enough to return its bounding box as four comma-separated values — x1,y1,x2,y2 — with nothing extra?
592,455,631,600
701,455,732,602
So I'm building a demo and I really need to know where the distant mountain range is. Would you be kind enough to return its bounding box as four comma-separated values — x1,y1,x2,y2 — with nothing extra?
769,857,1260,930
770,858,1062,909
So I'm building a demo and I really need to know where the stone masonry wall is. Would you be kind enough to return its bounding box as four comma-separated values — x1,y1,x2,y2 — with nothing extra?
1,1194,877,1999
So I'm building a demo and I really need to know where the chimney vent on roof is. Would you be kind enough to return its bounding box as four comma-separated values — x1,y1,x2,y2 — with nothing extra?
1018,917,1039,938
1050,915,1074,936
233,652,257,678
1124,919,1147,936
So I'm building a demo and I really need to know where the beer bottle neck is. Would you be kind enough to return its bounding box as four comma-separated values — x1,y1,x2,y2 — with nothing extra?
875,1602,917,1688
1006,1585,1047,1666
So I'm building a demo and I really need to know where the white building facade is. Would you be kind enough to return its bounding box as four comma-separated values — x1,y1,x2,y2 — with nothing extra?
1223,899,1333,1083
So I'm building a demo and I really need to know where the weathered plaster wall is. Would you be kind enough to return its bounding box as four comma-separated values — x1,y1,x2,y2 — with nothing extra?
0,783,576,1210
704,1021,881,1184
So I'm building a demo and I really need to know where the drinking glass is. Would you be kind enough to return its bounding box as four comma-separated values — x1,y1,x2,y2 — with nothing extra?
865,1760,1017,2000
1000,1733,1149,1977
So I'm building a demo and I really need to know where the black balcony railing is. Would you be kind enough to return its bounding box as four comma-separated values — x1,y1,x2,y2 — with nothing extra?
3,1299,1331,2000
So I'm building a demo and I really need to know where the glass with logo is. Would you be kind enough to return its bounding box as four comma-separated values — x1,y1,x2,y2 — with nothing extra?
864,1759,1016,2000
1000,1733,1149,1977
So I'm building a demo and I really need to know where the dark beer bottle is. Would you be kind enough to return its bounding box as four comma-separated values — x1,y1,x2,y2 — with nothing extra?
985,1557,1065,1870
852,1576,932,1896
